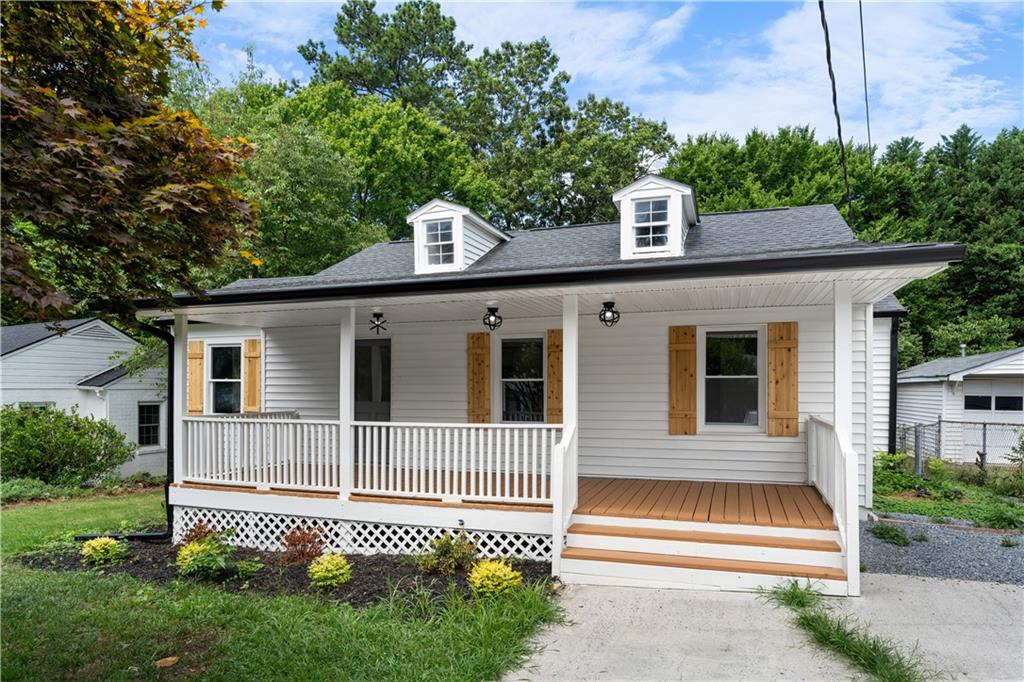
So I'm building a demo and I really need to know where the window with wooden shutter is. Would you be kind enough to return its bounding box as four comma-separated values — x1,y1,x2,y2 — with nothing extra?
467,332,491,423
546,329,563,423
767,321,799,436
668,326,697,435
187,340,204,415
243,339,262,413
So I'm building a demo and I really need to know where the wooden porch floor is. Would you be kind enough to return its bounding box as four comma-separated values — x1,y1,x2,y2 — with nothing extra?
577,478,837,530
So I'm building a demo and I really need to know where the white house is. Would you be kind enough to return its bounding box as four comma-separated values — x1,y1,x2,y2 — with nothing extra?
897,346,1024,463
140,175,964,596
0,318,167,477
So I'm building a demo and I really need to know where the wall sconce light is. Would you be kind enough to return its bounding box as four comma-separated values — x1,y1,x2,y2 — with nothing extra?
482,306,503,331
598,301,620,327
369,309,387,335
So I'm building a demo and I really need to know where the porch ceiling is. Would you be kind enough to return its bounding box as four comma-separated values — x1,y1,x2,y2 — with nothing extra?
159,264,943,328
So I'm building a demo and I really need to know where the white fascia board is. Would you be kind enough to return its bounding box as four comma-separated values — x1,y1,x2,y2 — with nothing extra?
405,198,469,223
950,351,1024,381
896,377,948,385
463,211,510,242
611,174,693,205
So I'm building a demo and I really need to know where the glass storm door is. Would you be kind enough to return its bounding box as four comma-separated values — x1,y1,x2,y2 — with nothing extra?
355,339,391,422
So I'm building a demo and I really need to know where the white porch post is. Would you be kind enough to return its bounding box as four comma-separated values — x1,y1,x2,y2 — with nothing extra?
562,294,579,502
833,281,860,596
172,313,188,484
338,307,356,500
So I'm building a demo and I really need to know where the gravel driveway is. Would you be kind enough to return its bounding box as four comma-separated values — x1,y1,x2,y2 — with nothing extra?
861,519,1024,584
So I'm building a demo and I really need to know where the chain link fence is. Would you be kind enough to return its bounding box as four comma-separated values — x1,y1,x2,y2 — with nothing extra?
897,419,1024,472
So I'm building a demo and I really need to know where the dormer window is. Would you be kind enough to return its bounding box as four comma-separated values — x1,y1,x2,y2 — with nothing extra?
425,219,455,265
633,198,670,251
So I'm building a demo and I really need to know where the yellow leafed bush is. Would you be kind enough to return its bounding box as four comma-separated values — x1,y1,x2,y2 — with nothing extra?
468,559,522,595
81,536,127,565
308,553,352,589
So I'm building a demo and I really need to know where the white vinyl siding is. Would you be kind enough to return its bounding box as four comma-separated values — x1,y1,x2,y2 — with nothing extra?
263,325,340,420
896,382,945,426
852,305,869,507
871,317,892,455
462,219,502,268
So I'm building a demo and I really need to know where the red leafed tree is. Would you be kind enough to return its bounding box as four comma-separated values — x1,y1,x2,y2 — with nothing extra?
1,1,257,323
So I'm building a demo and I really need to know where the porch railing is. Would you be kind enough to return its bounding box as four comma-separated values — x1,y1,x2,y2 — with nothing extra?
806,415,858,588
550,423,578,575
351,421,562,505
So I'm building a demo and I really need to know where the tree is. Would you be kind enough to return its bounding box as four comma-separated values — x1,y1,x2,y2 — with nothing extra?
1,1,256,324
299,0,468,113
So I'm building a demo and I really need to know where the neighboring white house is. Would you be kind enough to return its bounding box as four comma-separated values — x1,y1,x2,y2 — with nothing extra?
140,174,964,596
897,346,1024,463
0,318,167,476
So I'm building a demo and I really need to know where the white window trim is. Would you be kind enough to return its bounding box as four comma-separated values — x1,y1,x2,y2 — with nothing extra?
137,401,163,451
424,218,456,267
413,212,465,274
206,343,244,414
632,196,671,254
491,332,547,424
696,324,767,434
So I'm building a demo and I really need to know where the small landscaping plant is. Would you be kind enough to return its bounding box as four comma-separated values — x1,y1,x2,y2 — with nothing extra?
416,531,478,575
236,558,264,581
181,521,218,544
468,559,523,595
80,537,127,565
176,534,236,580
872,452,919,496
977,506,1024,530
308,553,353,589
911,533,929,542
869,523,911,547
1000,536,1020,548
280,524,325,565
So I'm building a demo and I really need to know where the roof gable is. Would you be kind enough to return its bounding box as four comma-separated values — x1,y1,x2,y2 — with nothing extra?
0,318,94,356
898,346,1024,381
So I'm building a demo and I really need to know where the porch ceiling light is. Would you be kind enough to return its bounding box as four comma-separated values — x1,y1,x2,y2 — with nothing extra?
482,306,503,331
370,310,387,335
598,301,620,327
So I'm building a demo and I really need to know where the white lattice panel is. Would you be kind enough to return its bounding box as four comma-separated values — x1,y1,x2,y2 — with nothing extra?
173,506,552,561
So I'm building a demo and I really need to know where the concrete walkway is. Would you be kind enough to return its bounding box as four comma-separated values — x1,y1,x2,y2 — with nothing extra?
508,575,1024,681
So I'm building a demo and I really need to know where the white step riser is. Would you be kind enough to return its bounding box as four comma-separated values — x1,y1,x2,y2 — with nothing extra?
571,514,838,541
566,533,845,569
560,559,850,596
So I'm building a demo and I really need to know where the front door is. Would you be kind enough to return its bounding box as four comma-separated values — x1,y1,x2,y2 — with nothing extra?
355,339,391,421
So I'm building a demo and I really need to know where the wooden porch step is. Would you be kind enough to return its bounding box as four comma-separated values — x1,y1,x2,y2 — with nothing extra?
567,523,841,552
561,547,847,581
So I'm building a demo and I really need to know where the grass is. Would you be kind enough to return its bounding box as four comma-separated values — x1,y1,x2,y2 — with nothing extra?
1,491,559,681
869,523,911,547
1000,536,1020,548
766,582,931,682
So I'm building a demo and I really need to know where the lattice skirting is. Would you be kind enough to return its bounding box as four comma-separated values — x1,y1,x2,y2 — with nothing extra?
173,506,552,561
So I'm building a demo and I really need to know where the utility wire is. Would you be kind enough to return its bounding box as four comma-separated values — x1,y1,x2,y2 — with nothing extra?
859,0,873,156
817,0,853,226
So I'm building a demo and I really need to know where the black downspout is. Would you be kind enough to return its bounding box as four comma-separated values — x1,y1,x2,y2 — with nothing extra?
887,316,900,454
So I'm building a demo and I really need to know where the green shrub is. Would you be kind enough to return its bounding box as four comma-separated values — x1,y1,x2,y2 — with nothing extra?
975,506,1024,530
80,537,127,565
869,523,910,546
0,404,135,485
176,535,235,580
468,559,522,595
925,458,950,482
415,531,478,575
873,452,920,495
308,553,353,589
236,558,264,581
0,478,71,503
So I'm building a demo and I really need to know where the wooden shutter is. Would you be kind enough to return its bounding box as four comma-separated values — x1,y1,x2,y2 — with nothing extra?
467,332,491,423
243,338,262,413
187,340,205,415
767,321,799,436
668,326,697,435
546,329,563,423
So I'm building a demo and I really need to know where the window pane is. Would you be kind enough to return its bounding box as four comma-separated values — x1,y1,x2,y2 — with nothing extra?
964,395,991,410
502,339,543,379
211,346,241,379
705,378,759,424
212,383,241,413
427,243,454,265
706,331,758,376
137,404,160,446
994,395,1022,411
502,381,544,422
425,220,452,243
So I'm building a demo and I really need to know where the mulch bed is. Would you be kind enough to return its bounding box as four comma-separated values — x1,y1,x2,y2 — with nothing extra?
18,539,552,609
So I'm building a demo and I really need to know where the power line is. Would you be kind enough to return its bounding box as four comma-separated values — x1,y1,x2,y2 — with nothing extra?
859,0,873,155
817,0,853,226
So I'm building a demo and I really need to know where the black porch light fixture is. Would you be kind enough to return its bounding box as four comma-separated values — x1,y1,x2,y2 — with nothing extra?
598,301,620,327
369,309,387,335
482,305,503,331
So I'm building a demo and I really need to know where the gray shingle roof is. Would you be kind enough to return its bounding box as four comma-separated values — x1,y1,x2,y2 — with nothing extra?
218,204,883,294
0,318,93,356
899,346,1024,381
873,294,905,316
78,364,129,387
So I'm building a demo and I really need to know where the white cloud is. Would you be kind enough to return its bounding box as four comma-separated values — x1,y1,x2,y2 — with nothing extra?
211,43,285,84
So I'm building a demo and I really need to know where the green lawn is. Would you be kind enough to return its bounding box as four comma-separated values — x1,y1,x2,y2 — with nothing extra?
2,492,558,681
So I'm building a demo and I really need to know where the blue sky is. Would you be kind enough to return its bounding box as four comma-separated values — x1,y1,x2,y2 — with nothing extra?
193,1,1024,148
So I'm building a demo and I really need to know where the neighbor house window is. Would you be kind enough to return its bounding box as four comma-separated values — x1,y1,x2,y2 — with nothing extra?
425,219,454,265
138,403,160,446
703,330,761,427
633,198,669,250
995,396,1023,411
964,395,991,411
209,345,242,413
501,338,544,422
